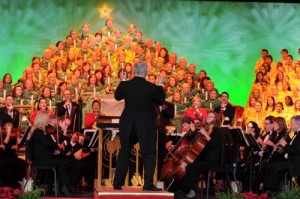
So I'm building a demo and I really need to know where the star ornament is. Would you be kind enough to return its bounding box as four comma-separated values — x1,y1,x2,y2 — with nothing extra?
98,3,113,18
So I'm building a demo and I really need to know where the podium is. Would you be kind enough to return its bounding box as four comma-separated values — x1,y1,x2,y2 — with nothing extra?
96,116,120,189
95,116,173,199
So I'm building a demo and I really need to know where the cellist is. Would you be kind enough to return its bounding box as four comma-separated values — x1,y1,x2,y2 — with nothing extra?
183,111,222,199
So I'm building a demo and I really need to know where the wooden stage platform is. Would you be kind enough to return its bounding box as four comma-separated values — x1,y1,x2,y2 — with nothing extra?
95,187,174,199
41,187,174,199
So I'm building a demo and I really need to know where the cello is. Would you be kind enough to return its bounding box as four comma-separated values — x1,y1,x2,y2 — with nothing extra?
160,122,214,184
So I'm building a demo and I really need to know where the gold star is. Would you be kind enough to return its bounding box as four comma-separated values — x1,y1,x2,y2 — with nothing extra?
98,3,113,18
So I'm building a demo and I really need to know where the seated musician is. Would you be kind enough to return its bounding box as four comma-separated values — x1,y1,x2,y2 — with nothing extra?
182,111,222,198
84,100,104,129
0,122,26,188
63,131,96,189
26,111,72,196
264,117,289,161
262,115,300,195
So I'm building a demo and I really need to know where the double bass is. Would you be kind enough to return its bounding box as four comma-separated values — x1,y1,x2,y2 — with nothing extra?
160,123,213,184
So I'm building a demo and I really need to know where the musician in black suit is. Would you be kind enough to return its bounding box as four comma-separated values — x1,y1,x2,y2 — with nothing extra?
214,92,236,126
26,111,71,196
263,115,300,194
0,95,19,128
113,61,165,191
183,111,222,199
56,89,80,132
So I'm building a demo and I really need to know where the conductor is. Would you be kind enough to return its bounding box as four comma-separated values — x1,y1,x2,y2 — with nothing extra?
113,61,165,191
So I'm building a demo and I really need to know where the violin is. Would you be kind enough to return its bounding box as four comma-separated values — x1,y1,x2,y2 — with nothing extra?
0,126,21,139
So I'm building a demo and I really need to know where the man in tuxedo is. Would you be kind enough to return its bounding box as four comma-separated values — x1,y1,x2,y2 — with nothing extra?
0,95,19,128
113,61,165,191
214,91,236,126
56,89,80,132
263,115,300,194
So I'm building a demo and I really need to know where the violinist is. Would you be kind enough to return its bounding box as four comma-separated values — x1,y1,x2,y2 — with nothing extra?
263,115,300,195
63,131,96,190
0,122,26,188
30,97,55,125
0,95,19,128
182,111,222,199
46,115,72,145
26,111,71,196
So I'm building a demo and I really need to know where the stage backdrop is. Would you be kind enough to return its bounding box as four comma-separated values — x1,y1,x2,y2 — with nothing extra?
1,0,300,106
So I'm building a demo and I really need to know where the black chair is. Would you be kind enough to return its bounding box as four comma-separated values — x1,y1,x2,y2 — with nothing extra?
24,140,58,197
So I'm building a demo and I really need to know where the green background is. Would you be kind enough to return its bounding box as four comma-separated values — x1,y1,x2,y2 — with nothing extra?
1,0,300,106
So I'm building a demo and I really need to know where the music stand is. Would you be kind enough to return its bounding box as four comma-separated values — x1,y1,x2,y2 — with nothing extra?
83,129,99,148
229,127,261,191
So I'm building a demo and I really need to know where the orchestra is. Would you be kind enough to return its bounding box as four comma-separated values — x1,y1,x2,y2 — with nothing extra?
0,18,300,198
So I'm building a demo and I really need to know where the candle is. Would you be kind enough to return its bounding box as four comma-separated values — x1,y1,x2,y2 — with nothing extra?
133,52,136,58
173,65,175,71
108,31,111,38
54,85,57,93
21,99,23,105
49,100,52,110
205,91,208,101
197,82,200,89
256,113,259,124
130,37,133,43
79,83,81,89
174,104,177,115
184,97,187,104
30,95,33,105
48,62,50,70
107,76,110,84
64,74,67,82
60,50,63,58
84,53,87,60
73,40,76,47
201,88,204,94
121,62,124,69
3,89,6,99
93,63,96,71
99,42,102,48
93,86,96,95
155,51,158,59
210,102,212,110
75,87,78,96
115,44,117,50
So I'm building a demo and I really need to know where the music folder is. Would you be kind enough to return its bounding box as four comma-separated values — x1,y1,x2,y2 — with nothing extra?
244,133,262,151
229,127,261,151
229,127,249,146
